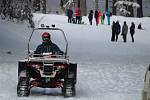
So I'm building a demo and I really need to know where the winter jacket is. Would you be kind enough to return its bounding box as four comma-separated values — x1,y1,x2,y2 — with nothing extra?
116,22,121,35
122,23,128,35
130,23,135,35
94,10,99,19
106,11,111,17
34,41,63,55
102,13,105,20
88,11,93,21
112,22,117,33
75,8,81,17
68,9,73,18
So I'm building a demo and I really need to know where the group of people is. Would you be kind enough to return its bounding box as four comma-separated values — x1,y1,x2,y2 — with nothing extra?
88,10,112,26
66,8,112,26
66,7,82,24
111,21,136,43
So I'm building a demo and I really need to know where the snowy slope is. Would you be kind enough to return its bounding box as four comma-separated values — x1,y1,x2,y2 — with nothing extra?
0,14,150,100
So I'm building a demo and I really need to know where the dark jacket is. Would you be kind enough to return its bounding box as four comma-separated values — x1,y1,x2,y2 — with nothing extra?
68,9,73,18
122,23,128,35
116,22,121,35
94,10,99,19
130,23,135,35
88,10,93,21
34,41,63,54
112,22,117,33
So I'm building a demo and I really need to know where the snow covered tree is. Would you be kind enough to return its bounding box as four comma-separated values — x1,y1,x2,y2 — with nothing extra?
41,0,46,14
60,0,87,16
60,0,74,10
80,0,87,16
33,0,40,12
114,0,140,17
128,0,134,17
95,0,99,10
137,0,143,17
112,0,117,15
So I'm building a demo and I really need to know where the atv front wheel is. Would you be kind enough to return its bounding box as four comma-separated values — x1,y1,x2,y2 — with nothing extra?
62,78,76,97
17,77,30,97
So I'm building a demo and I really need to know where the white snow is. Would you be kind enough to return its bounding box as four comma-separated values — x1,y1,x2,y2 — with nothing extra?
0,14,150,100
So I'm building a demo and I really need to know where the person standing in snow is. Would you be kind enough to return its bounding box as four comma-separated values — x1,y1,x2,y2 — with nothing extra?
75,7,81,24
130,22,135,42
115,21,121,42
111,21,117,42
106,10,112,25
121,21,128,42
67,8,73,23
101,12,105,25
94,10,99,26
98,10,102,25
88,10,93,25
34,32,63,55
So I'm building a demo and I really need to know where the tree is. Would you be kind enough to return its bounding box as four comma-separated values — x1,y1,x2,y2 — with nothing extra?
80,0,87,16
95,0,99,10
128,0,134,17
41,0,46,14
137,0,143,17
112,0,117,15
114,0,140,17
105,0,108,11
77,0,80,7
33,0,40,12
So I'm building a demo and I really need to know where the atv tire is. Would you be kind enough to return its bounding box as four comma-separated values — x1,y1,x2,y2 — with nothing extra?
62,78,76,97
17,77,30,97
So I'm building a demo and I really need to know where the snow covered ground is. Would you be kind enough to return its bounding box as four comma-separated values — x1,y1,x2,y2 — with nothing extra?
0,14,150,100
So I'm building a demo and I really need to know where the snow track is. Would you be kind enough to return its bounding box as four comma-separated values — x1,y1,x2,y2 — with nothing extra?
0,14,150,100
0,61,147,100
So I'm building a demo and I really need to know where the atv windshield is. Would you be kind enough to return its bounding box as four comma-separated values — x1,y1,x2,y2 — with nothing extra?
28,28,68,56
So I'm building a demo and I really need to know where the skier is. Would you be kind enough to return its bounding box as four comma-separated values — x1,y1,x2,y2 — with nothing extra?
34,32,64,54
88,10,93,25
130,22,135,42
121,21,128,42
115,21,121,42
94,10,99,26
106,10,112,25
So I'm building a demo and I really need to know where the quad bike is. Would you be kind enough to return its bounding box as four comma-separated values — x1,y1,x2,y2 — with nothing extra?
17,25,77,97
142,64,150,100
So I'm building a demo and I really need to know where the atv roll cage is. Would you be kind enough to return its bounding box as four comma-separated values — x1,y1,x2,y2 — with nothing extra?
27,26,68,59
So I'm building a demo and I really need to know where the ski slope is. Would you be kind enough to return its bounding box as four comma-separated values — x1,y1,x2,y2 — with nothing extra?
0,14,150,100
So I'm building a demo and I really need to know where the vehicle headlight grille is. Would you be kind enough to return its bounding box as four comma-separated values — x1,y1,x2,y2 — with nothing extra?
43,64,53,75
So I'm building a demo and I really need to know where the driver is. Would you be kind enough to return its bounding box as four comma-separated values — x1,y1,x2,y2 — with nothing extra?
34,32,64,55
